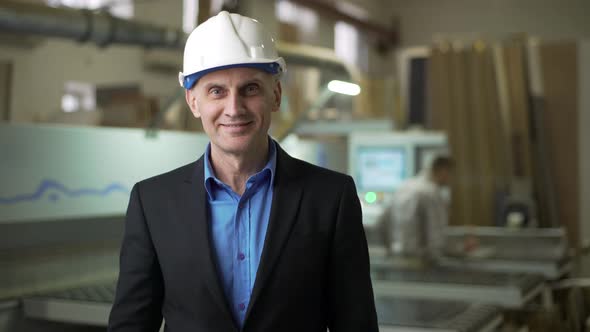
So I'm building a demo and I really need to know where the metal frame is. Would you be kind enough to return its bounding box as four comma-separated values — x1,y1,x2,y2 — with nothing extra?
373,279,542,309
22,297,165,331
378,327,455,332
437,256,572,280
378,314,502,332
23,298,111,327
24,283,503,332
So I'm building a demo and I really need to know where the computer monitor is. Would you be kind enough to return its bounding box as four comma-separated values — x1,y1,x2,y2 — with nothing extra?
356,146,408,193
349,133,414,194
348,131,448,194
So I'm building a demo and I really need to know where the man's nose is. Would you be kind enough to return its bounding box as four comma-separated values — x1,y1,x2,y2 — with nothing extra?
224,92,246,117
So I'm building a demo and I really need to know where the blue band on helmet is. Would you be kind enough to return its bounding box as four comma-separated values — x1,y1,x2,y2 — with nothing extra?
183,62,282,90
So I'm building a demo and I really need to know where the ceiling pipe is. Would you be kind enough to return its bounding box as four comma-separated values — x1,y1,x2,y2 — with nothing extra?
0,1,186,49
277,41,358,80
288,0,398,47
0,1,353,77
0,1,358,135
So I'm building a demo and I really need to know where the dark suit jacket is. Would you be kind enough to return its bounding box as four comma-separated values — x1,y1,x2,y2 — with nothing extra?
108,144,378,332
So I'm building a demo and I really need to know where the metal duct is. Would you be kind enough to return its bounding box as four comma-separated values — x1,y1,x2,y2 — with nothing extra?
0,1,186,49
277,41,357,80
0,1,356,134
0,2,352,77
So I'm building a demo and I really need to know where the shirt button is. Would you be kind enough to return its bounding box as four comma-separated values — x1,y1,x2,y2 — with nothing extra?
238,253,245,261
238,303,246,311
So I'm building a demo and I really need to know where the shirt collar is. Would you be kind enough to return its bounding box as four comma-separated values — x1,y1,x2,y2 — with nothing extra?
204,138,277,197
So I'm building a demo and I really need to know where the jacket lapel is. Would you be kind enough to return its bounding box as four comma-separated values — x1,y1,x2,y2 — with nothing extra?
179,157,234,323
245,146,303,321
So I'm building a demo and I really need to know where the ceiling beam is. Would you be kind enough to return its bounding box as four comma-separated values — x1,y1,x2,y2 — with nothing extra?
288,0,398,47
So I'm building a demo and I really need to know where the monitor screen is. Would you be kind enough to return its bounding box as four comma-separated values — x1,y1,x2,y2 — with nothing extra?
356,146,407,193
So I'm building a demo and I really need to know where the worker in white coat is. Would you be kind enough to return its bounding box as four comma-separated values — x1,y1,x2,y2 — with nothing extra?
386,155,454,260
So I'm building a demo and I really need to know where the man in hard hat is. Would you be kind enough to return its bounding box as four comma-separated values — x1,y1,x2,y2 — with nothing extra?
108,11,378,332
385,155,454,261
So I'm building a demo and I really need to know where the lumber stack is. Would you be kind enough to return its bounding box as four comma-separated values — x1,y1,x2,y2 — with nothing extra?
426,37,579,244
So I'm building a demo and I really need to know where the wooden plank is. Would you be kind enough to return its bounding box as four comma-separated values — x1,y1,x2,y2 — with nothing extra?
428,43,466,225
449,44,474,226
504,40,535,180
430,41,513,227
527,40,559,228
465,44,487,226
470,42,497,227
580,41,590,248
488,44,512,194
483,44,512,226
539,41,579,248
428,45,451,131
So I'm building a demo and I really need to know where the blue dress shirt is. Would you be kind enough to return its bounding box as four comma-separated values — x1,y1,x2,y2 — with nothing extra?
204,140,276,328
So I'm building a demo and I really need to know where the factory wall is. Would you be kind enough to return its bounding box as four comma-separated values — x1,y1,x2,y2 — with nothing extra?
384,0,589,47
0,41,143,123
0,0,185,124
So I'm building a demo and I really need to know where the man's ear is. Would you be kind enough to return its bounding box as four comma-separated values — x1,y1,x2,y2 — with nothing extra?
185,89,201,118
272,80,282,113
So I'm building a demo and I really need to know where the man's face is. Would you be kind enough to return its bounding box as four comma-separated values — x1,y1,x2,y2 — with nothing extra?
185,67,281,157
434,167,452,187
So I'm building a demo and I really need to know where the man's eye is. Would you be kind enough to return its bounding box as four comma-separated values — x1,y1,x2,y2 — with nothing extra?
209,88,222,96
244,84,259,95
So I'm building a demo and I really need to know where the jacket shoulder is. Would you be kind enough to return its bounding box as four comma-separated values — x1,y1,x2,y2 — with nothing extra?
137,160,200,190
286,155,355,189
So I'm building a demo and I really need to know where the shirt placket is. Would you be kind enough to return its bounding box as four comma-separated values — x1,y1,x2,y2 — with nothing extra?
234,187,251,321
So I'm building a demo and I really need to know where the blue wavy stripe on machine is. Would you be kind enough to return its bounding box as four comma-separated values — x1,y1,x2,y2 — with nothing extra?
0,179,130,204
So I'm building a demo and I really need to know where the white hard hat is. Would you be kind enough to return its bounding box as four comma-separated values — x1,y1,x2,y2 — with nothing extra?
179,11,286,89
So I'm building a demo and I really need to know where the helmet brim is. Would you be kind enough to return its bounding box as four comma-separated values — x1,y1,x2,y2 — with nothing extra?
181,62,283,90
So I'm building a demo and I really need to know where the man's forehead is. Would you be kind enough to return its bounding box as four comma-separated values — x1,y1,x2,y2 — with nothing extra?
196,67,272,87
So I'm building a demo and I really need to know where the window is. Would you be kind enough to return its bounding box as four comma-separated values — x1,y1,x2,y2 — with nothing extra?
61,81,96,113
46,0,134,19
275,0,318,42
334,2,369,69
334,21,359,66
183,0,198,34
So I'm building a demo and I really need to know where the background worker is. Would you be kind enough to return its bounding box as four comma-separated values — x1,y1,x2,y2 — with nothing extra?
383,155,454,260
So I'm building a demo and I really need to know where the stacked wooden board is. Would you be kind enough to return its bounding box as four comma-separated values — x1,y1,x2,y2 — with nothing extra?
425,37,579,246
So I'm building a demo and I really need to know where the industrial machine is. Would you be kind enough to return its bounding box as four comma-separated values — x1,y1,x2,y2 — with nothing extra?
23,283,116,327
0,124,210,330
349,130,447,236
5,125,553,331
377,297,502,332
22,282,503,332
439,226,571,280
348,131,449,254
370,262,548,309
0,123,211,224
348,130,448,207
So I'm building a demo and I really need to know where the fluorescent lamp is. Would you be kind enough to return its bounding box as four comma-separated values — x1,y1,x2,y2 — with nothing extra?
327,80,361,96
